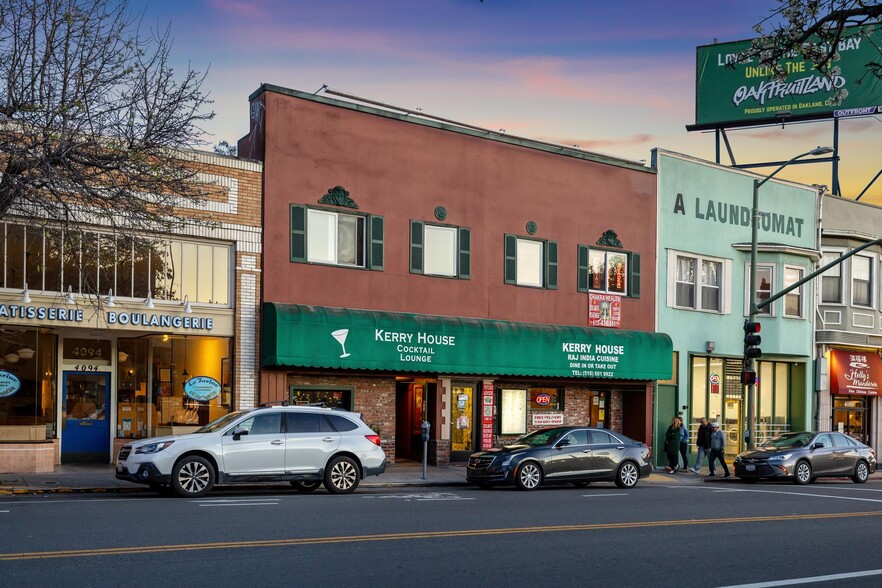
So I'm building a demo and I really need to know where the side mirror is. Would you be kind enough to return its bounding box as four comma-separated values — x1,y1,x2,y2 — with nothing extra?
557,438,572,448
812,442,825,450
232,427,249,440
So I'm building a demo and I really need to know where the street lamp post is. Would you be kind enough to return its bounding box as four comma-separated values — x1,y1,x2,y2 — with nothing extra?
746,146,833,450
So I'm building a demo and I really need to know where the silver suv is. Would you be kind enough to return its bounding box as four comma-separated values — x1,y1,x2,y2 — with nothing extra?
115,405,386,497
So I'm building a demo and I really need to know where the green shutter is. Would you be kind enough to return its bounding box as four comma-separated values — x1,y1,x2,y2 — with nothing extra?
629,252,641,298
369,215,384,271
290,204,306,262
504,234,517,284
545,240,558,290
577,245,589,292
458,227,471,279
410,220,424,274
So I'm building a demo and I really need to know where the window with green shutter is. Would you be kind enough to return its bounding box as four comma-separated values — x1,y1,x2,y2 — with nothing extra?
289,204,381,270
411,221,471,279
505,234,555,289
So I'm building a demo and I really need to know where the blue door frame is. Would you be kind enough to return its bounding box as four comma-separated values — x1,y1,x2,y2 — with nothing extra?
61,371,110,463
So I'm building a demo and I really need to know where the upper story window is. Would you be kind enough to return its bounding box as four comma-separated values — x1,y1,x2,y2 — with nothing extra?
783,265,805,318
852,254,873,307
666,251,726,312
820,250,843,304
409,221,470,279
504,235,557,289
290,205,384,270
0,222,231,305
578,246,641,298
750,264,775,316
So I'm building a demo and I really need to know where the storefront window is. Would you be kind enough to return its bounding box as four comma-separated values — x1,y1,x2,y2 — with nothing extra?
117,339,149,439
587,391,607,428
756,360,791,443
499,388,526,435
289,387,352,409
529,387,563,411
0,329,57,438
451,384,475,452
151,335,232,432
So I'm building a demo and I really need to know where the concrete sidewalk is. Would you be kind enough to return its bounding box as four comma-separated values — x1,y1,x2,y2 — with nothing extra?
1,463,876,495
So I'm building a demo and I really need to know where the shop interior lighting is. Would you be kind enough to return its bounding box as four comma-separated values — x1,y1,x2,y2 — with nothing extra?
145,290,155,309
105,288,115,307
182,336,190,380
64,285,75,305
181,295,192,314
17,347,35,360
118,351,129,363
4,352,19,364
21,285,31,304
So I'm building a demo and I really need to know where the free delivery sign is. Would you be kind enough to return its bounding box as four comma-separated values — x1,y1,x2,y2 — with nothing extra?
693,26,882,128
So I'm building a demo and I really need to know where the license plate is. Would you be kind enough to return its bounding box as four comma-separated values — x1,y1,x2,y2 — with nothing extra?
116,464,124,473
746,464,755,472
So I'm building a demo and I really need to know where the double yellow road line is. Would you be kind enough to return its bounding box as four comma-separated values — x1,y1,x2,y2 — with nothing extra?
3,510,880,561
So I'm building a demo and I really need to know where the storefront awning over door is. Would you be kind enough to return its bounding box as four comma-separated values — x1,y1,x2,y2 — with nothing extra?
263,303,673,381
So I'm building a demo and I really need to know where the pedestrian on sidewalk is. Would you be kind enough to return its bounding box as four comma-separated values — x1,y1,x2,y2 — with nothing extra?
678,416,690,472
690,417,712,473
708,421,730,478
663,416,681,473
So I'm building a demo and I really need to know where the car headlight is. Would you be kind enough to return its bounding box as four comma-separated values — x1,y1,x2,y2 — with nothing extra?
500,455,515,468
734,456,742,463
768,453,792,461
135,441,175,455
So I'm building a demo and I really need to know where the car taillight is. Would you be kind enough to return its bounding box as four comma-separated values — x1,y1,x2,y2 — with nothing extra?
642,442,652,459
365,434,382,446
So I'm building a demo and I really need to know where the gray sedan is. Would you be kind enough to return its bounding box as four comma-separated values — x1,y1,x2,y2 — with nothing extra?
734,431,877,484
466,426,652,491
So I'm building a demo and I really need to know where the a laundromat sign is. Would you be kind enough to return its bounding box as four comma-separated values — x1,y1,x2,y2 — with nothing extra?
0,370,21,398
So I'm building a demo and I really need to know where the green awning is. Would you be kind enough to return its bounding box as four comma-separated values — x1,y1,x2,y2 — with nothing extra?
263,303,673,381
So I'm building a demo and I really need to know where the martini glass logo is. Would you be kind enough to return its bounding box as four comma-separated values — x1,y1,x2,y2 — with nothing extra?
331,329,351,358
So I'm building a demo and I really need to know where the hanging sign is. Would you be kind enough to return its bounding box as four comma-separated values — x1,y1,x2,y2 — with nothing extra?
183,376,222,401
0,370,21,398
829,350,882,396
481,383,495,450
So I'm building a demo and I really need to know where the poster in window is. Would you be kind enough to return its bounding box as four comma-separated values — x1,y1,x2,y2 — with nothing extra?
588,293,621,327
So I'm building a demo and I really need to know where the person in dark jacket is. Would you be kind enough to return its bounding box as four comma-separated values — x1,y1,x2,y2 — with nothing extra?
663,416,681,473
689,417,712,473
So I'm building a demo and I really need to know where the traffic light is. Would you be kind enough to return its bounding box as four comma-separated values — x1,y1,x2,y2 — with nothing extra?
740,369,757,385
743,321,762,359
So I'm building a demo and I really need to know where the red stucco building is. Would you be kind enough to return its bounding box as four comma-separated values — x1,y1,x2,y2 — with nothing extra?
240,84,671,464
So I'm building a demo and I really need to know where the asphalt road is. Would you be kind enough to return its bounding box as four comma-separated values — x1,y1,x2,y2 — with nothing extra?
2,478,882,588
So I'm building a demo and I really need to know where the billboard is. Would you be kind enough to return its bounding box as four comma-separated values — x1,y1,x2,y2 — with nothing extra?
693,26,882,129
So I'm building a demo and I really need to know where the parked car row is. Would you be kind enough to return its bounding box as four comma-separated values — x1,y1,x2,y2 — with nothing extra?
116,412,876,497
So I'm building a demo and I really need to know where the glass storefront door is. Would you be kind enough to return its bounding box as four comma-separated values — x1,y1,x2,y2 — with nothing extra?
833,397,868,443
61,372,110,463
450,383,475,460
724,399,741,461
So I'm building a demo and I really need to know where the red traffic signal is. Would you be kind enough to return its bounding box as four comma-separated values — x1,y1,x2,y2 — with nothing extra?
740,370,757,385
743,321,762,359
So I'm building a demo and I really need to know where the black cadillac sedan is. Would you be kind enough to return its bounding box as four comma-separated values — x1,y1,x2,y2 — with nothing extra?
734,431,877,484
466,426,652,491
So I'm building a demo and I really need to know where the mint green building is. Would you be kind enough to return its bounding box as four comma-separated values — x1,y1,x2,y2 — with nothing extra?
651,150,820,466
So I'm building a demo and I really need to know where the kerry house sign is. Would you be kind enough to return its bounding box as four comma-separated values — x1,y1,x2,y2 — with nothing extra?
264,303,673,381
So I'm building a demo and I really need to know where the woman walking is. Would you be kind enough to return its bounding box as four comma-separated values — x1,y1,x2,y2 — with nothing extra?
663,416,681,473
678,417,690,472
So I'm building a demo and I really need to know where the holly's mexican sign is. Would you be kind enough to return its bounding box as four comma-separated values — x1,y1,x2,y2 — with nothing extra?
693,26,882,129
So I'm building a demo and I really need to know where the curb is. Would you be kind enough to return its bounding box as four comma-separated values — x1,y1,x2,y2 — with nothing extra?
0,480,470,496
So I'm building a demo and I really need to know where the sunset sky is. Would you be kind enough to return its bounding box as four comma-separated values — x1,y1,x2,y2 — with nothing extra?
143,0,882,204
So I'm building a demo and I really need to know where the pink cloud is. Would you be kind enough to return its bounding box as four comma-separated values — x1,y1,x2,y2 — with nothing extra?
539,134,655,149
205,0,266,19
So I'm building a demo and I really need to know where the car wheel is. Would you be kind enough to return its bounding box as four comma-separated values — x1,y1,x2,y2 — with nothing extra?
324,456,360,494
852,460,870,484
515,462,543,491
291,480,322,492
573,481,591,488
171,455,216,498
793,460,812,485
615,461,639,489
